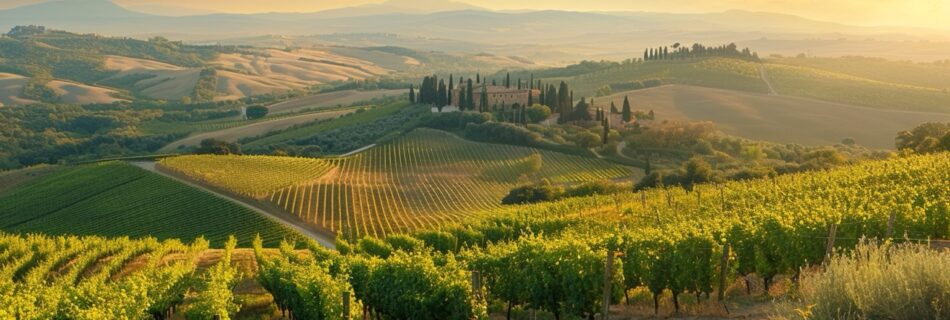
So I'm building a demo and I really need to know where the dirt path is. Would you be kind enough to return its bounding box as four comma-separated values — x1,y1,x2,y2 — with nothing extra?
131,161,335,249
159,109,354,152
759,65,778,95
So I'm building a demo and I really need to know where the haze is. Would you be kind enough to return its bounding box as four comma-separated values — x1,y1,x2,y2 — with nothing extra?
1,0,948,30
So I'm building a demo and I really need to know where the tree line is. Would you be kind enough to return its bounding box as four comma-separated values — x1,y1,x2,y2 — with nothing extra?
644,42,758,61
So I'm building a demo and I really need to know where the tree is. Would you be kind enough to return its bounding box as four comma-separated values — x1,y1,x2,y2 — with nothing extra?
476,73,480,83
557,82,571,116
610,101,619,114
682,157,716,190
622,96,632,122
644,49,649,61
505,72,511,88
525,104,551,123
437,79,447,111
409,84,416,103
480,84,489,112
448,74,454,106
466,79,474,110
245,105,268,119
198,139,241,155
896,122,950,153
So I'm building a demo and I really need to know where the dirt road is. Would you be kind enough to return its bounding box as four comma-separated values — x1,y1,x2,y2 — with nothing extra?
131,161,336,249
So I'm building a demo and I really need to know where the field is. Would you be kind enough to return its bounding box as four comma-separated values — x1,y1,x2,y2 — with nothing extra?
599,85,950,148
266,89,406,114
158,155,333,198
241,101,417,149
0,162,297,246
767,56,950,90
762,63,950,113
540,57,950,115
0,152,945,319
0,72,125,106
158,108,357,152
549,57,771,98
162,128,637,238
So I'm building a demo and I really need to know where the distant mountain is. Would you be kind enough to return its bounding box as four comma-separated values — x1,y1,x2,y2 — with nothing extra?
2,0,948,63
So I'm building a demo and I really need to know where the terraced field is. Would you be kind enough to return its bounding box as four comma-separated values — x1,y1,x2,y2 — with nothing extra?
162,129,637,238
0,162,297,246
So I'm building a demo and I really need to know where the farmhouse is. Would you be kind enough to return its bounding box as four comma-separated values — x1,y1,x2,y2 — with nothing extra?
450,85,540,110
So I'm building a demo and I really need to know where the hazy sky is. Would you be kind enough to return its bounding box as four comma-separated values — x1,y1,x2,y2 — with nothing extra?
3,0,949,30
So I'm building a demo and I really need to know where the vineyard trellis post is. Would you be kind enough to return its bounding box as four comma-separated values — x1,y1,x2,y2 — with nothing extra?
717,242,730,302
602,250,615,320
343,290,351,320
471,270,482,302
823,224,838,265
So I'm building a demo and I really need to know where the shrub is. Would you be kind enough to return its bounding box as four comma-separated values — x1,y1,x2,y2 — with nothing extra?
414,231,458,253
792,241,949,320
245,105,268,119
357,238,393,258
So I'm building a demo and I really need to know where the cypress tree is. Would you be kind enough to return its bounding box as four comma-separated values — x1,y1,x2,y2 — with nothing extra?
610,101,618,114
558,82,570,116
644,49,649,61
476,73,480,84
505,72,511,88
448,74,454,106
492,79,496,86
466,79,474,110
409,84,415,103
602,115,610,145
437,79,447,111
622,96,632,122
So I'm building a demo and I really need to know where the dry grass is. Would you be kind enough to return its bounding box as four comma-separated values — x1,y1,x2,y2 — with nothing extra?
266,89,406,114
777,241,950,320
600,85,950,149
159,108,355,151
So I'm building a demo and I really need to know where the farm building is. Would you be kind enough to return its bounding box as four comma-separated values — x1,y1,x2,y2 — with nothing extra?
449,85,539,110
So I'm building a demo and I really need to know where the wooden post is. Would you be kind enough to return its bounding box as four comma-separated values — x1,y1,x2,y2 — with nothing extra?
343,290,351,320
602,251,614,320
886,212,896,240
823,224,838,265
666,190,672,208
696,189,701,204
717,242,730,301
472,271,481,301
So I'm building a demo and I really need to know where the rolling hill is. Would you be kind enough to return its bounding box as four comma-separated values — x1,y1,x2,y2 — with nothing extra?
598,85,950,149
0,161,298,246
159,128,639,238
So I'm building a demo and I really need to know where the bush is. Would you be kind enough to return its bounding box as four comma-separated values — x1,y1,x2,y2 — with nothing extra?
463,122,544,147
525,104,551,124
357,238,393,258
245,105,268,119
563,180,627,198
501,181,563,205
792,241,949,320
422,111,492,130
384,234,424,252
414,231,458,253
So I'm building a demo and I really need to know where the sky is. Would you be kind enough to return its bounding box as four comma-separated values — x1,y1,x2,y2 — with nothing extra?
2,0,948,30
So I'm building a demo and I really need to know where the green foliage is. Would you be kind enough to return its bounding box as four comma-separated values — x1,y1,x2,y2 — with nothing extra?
365,251,485,320
896,122,950,153
501,181,563,205
0,162,297,246
186,236,241,319
415,231,458,253
245,105,268,119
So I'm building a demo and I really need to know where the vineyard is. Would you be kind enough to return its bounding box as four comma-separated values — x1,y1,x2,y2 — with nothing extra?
162,128,636,238
0,162,297,246
159,155,333,198
0,153,944,319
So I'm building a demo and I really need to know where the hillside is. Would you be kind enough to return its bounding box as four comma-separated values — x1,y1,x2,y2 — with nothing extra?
598,85,950,149
0,152,944,319
0,72,126,106
0,161,297,246
527,57,950,114
160,128,638,238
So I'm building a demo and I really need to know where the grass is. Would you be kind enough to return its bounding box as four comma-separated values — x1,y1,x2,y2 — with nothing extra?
763,63,950,113
781,241,950,320
768,56,950,90
549,57,770,98
0,162,297,247
241,101,413,149
163,128,636,238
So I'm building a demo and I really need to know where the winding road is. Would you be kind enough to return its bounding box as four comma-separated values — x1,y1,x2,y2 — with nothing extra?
131,161,336,249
